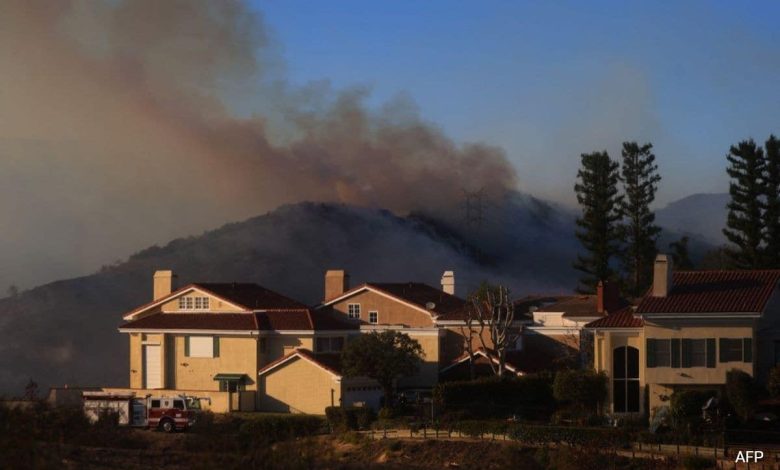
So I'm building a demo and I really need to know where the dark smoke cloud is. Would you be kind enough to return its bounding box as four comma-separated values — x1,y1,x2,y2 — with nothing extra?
0,0,517,290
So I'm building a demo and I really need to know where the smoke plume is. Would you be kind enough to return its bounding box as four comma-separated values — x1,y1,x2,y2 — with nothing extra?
0,0,517,289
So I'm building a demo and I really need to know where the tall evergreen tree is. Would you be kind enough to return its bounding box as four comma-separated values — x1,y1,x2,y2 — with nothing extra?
763,135,780,268
618,142,662,296
723,140,766,269
669,236,694,270
573,151,622,293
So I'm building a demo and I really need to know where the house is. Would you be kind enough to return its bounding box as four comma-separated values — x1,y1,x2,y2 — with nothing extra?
586,254,780,416
110,268,541,414
113,270,367,413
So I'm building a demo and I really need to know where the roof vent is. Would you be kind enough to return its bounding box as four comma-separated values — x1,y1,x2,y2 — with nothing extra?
425,302,436,310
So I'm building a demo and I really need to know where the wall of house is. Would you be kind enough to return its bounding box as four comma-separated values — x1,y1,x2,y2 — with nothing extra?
129,333,142,388
396,331,442,388
441,324,524,365
643,320,755,387
330,290,435,327
160,291,245,313
258,357,341,414
261,335,314,367
592,330,646,415
170,335,259,392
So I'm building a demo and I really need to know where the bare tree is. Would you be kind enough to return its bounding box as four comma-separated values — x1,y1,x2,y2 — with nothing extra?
468,285,518,377
459,313,484,380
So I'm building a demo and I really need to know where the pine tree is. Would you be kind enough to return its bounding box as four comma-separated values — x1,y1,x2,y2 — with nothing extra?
763,135,780,268
573,151,623,293
669,236,694,270
618,142,662,296
724,140,766,269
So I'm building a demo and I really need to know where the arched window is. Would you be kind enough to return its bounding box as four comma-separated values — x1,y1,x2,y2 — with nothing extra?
613,346,640,413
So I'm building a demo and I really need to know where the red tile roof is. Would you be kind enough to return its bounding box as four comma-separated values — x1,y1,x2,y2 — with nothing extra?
257,348,343,377
636,270,780,314
327,282,470,321
193,283,307,310
585,307,644,328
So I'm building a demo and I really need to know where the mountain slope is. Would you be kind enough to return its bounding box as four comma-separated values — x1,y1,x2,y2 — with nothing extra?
0,199,582,394
656,193,729,246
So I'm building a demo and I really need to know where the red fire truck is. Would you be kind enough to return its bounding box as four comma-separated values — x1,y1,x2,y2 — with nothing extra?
83,392,204,432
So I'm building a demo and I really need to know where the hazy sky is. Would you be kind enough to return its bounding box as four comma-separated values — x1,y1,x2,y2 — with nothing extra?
255,0,780,206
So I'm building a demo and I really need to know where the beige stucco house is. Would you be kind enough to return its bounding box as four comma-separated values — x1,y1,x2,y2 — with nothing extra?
112,268,542,414
587,255,780,417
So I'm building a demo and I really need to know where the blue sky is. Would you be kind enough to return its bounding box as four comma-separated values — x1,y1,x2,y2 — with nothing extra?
251,1,780,206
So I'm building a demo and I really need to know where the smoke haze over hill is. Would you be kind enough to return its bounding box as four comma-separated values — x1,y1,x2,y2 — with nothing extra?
0,0,516,291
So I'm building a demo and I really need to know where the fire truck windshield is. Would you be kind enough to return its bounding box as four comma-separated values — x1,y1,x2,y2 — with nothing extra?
185,397,202,410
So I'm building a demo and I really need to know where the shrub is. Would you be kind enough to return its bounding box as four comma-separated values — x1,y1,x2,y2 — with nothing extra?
325,406,376,432
768,365,780,398
682,455,716,470
236,414,325,451
507,424,628,448
670,390,712,431
434,374,554,420
726,369,757,422
552,369,608,413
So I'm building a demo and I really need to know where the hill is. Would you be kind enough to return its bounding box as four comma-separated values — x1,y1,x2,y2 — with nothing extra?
655,193,729,246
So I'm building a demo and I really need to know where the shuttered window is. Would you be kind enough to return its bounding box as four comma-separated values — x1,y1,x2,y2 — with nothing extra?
188,336,216,358
719,338,752,363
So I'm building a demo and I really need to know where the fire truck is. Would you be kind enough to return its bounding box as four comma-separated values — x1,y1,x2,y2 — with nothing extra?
83,392,204,432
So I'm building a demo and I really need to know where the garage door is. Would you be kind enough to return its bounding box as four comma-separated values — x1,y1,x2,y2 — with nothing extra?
144,345,162,389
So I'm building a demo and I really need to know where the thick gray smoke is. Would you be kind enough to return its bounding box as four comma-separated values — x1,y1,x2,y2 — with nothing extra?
0,0,517,290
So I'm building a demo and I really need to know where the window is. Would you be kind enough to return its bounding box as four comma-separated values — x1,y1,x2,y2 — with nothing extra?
151,399,161,408
613,346,640,413
369,311,378,324
647,339,671,367
720,338,752,363
348,304,361,319
315,337,345,353
689,339,707,367
179,296,210,310
187,336,215,358
173,400,184,410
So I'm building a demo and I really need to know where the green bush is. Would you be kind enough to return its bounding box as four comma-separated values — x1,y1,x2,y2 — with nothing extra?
726,369,757,422
325,406,376,432
670,390,712,431
552,369,608,413
507,424,628,448
682,455,716,470
434,374,554,420
769,365,780,398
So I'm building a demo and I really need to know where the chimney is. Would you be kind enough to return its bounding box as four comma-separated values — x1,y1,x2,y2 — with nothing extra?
596,280,619,313
325,270,350,300
441,271,455,295
652,254,673,297
153,270,177,300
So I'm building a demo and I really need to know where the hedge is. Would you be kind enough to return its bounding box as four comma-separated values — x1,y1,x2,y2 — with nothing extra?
325,406,376,432
434,374,555,420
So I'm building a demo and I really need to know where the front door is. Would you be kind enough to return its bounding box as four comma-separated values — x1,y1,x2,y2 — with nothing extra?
613,346,640,413
144,345,162,389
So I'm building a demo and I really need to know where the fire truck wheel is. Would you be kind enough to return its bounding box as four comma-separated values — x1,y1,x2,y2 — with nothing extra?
159,418,175,433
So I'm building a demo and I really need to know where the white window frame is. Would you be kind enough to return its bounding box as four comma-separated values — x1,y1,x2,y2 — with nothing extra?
179,296,210,311
347,303,361,319
368,311,378,324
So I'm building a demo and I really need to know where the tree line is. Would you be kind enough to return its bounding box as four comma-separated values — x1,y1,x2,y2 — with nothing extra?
573,134,780,296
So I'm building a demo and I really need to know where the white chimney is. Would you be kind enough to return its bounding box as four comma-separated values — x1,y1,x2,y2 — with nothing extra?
652,254,673,297
153,270,177,300
441,271,455,295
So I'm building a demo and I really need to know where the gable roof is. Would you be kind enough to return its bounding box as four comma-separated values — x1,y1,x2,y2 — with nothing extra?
192,283,307,310
320,282,469,321
257,348,342,378
636,270,780,315
584,307,644,329
122,282,307,320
